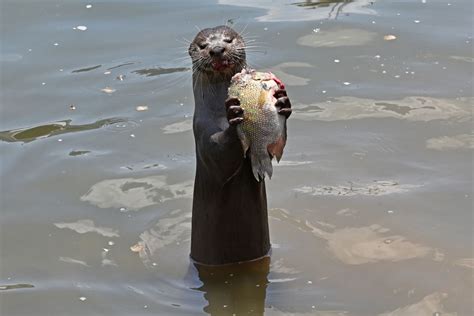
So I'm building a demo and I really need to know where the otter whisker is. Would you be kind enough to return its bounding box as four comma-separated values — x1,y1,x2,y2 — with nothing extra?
175,39,192,47
237,22,250,37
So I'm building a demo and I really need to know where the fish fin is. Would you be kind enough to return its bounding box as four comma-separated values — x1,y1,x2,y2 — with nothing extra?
241,139,250,158
270,116,288,162
267,134,286,163
237,127,250,158
250,150,273,182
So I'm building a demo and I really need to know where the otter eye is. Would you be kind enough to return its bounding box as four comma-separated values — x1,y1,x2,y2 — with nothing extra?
198,43,208,49
223,38,233,43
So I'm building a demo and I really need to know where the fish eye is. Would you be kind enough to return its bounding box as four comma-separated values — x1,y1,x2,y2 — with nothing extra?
198,43,208,49
223,38,233,43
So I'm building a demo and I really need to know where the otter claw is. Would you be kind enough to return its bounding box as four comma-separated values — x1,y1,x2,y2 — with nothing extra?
229,117,244,125
225,97,240,108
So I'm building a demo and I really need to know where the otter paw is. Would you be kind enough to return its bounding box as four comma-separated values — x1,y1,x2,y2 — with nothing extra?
274,89,292,119
225,97,244,125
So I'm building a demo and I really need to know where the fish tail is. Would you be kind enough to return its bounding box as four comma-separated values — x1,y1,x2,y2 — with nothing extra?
250,150,273,182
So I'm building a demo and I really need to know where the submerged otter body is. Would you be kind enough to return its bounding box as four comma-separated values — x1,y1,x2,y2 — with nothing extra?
188,26,290,265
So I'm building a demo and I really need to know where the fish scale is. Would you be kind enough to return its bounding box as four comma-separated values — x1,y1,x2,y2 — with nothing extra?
228,69,287,181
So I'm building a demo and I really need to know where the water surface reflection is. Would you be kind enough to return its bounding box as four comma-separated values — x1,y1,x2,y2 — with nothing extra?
195,257,270,316
218,0,375,21
0,118,126,143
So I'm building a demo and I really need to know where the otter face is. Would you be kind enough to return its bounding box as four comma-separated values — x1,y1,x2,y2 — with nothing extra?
189,25,246,74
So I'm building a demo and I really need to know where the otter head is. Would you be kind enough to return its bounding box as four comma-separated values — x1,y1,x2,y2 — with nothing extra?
189,25,246,77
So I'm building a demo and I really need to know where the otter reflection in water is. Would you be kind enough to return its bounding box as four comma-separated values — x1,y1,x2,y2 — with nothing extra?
194,257,270,315
292,0,355,19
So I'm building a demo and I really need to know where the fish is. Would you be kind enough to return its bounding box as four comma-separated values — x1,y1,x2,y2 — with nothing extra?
228,68,287,181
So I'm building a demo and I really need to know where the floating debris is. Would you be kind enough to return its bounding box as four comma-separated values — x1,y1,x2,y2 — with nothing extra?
101,87,116,94
116,74,125,81
414,20,421,23
86,4,92,9
294,180,422,197
454,258,474,269
130,243,144,253
59,257,90,267
81,176,193,210
69,105,76,110
107,62,135,70
270,61,313,86
298,28,377,48
75,25,88,31
79,297,87,301
0,118,125,143
334,59,340,63
0,284,34,291
136,105,149,112
69,150,90,156
384,34,397,41
132,67,189,77
72,65,101,73
108,241,115,246
343,82,351,86
162,120,192,134
54,219,119,237
276,160,313,167
426,134,474,151
104,71,111,75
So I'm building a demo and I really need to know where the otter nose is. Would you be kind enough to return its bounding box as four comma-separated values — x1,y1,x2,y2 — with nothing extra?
209,46,225,57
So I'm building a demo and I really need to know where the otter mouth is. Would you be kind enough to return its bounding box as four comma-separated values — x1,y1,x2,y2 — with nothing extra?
211,58,234,71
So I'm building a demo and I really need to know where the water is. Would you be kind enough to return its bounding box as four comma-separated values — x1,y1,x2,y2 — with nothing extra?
1,0,472,315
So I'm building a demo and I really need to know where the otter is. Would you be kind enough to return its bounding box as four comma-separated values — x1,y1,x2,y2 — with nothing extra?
188,25,291,265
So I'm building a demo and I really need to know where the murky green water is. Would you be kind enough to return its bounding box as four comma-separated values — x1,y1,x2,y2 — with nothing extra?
1,0,472,315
